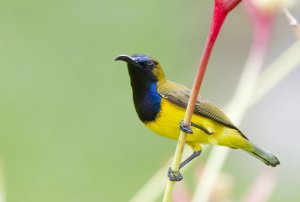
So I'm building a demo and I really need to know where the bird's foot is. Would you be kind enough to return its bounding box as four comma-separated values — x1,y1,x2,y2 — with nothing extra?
168,167,183,181
180,121,193,134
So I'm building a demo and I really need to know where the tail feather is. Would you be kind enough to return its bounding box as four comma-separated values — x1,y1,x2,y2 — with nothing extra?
245,143,280,167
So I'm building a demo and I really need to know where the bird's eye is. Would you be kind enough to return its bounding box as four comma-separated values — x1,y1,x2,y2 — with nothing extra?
146,61,154,69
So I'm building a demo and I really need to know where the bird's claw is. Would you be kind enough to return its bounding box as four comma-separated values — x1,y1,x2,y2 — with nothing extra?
168,167,183,181
180,121,193,134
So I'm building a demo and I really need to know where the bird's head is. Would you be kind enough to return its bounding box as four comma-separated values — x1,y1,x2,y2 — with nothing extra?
115,54,165,82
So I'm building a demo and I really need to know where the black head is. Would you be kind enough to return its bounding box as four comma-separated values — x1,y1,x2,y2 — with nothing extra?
115,54,165,82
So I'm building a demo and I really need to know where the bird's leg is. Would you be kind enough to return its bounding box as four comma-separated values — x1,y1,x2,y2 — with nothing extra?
168,150,202,181
191,122,213,135
179,150,202,169
180,121,193,134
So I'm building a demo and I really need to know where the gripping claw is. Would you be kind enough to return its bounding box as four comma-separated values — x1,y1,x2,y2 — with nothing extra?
180,121,193,134
167,167,183,181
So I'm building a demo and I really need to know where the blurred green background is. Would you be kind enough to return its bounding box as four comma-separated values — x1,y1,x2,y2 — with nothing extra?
0,0,299,201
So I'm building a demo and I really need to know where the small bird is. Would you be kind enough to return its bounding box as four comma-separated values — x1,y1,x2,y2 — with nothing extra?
115,54,280,181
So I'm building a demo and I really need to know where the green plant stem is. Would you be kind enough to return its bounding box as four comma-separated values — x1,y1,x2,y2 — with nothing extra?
162,1,241,201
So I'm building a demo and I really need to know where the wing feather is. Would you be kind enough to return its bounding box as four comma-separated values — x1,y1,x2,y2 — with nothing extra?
157,81,237,129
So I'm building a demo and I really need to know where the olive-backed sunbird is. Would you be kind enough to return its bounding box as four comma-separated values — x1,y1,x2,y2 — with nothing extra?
115,54,280,181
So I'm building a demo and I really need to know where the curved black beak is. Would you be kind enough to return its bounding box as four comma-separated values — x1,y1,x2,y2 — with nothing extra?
114,55,139,66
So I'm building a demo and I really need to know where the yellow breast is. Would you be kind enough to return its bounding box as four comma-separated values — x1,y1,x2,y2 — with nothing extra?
145,98,253,151
145,98,224,144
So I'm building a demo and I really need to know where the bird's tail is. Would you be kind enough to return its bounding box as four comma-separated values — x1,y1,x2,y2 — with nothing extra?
244,143,280,167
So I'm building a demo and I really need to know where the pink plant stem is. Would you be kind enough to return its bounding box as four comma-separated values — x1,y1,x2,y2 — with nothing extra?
185,0,240,120
162,1,241,201
191,2,274,202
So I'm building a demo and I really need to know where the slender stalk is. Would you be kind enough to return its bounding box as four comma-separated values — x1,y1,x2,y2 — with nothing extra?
192,4,300,202
162,1,241,201
191,1,273,201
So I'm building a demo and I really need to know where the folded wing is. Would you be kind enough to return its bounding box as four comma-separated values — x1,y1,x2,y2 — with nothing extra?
157,81,238,130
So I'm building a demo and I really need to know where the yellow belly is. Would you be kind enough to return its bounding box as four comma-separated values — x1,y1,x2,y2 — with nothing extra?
145,98,252,150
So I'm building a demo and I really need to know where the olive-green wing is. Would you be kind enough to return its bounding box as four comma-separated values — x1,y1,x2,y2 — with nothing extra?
157,81,237,129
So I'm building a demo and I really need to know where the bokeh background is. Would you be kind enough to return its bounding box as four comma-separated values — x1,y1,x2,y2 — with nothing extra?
0,0,299,201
